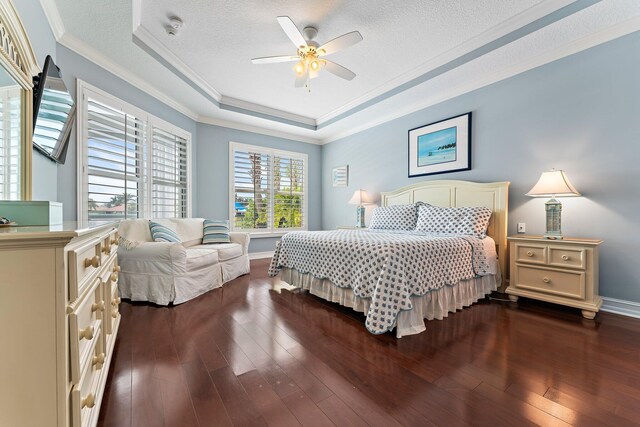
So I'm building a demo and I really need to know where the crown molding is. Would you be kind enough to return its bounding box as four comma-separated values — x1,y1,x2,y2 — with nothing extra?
321,16,640,144
197,116,322,145
59,32,199,120
220,96,316,127
315,0,577,125
38,0,65,39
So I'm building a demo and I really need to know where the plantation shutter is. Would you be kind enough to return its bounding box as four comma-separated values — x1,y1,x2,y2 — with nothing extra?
0,86,22,200
86,97,145,220
232,146,272,231
273,154,305,229
151,126,188,218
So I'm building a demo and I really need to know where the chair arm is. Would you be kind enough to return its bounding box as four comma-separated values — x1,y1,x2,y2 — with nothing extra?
117,242,187,275
229,232,250,255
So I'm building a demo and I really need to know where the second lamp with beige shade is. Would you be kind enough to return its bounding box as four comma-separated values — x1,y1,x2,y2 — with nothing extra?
526,169,580,239
348,189,373,228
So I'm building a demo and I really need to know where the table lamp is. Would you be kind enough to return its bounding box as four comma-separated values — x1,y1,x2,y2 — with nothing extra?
526,169,580,239
348,189,372,228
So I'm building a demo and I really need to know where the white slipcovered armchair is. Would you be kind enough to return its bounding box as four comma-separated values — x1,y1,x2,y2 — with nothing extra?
116,218,250,305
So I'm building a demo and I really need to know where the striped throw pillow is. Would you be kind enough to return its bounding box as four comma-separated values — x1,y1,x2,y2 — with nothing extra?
149,221,181,243
202,220,231,244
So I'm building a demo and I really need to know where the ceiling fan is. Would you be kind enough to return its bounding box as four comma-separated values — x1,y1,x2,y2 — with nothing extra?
251,16,363,89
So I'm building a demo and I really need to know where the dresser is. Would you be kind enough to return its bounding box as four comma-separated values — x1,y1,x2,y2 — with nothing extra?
0,222,120,427
506,235,602,319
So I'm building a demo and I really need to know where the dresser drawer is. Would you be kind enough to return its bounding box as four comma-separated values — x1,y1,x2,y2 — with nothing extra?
514,265,585,300
71,326,106,427
69,277,104,384
69,236,104,302
548,247,585,270
514,243,547,265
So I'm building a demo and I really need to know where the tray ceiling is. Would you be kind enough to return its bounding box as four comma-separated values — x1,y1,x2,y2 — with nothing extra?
42,0,640,143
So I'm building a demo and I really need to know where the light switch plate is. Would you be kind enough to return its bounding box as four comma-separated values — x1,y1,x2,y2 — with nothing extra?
517,223,526,233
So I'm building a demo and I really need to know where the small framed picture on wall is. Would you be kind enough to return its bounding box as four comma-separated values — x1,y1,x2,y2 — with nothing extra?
408,112,472,178
332,165,349,187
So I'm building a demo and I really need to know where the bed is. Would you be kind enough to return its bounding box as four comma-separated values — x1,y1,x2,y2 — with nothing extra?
269,180,509,337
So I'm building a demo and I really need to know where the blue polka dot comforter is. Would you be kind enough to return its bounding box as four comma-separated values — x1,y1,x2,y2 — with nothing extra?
268,229,495,335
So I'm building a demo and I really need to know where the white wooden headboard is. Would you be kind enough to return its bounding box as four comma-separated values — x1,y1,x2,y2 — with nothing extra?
381,180,510,287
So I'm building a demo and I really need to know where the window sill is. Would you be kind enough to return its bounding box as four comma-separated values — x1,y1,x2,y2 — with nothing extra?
233,230,306,239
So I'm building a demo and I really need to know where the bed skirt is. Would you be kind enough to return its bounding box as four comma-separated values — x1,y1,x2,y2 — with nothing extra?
278,268,500,338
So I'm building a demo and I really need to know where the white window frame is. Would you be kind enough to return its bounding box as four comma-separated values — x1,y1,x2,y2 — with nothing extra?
77,80,192,222
229,141,308,237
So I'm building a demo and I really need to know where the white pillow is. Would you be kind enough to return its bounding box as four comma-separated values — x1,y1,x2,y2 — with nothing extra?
416,205,492,238
369,204,419,230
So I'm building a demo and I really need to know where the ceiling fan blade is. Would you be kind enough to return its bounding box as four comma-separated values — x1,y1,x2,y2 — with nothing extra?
318,31,363,56
323,60,356,81
251,55,299,64
294,69,309,88
277,16,307,49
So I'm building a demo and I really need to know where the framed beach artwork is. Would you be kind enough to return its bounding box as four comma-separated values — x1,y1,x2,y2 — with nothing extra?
408,112,472,178
332,165,349,187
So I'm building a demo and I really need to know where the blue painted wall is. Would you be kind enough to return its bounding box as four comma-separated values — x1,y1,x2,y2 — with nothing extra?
195,123,322,253
322,33,640,303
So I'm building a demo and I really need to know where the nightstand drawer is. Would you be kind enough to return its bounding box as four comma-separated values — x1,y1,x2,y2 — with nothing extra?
515,265,585,300
515,244,547,264
548,247,585,269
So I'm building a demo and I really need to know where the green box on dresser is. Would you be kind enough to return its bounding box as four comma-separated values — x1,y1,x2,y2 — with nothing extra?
0,201,63,225
506,235,603,319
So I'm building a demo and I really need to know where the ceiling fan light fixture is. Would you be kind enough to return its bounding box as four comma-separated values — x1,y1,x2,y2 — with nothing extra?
309,59,320,71
294,61,306,75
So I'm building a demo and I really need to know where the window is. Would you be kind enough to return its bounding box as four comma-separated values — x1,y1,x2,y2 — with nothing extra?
230,142,307,234
0,86,21,200
78,81,191,221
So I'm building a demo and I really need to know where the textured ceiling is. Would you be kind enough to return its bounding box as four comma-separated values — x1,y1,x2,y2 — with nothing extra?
49,0,640,142
138,0,543,119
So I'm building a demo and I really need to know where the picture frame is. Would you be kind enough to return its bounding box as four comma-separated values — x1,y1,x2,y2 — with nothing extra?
332,165,349,187
408,112,472,178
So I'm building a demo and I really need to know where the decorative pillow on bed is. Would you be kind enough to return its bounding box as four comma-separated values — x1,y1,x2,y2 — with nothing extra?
149,221,181,243
369,204,419,230
416,205,492,238
202,219,231,244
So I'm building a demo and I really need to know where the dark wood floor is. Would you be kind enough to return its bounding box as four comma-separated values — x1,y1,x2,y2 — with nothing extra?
98,258,640,427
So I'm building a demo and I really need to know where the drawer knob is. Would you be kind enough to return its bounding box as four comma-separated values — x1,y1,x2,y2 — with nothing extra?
111,238,119,246
84,256,100,268
112,297,121,306
110,272,118,282
81,393,96,409
92,352,105,368
102,246,111,255
79,325,94,341
113,265,121,273
526,251,534,257
561,255,570,261
112,309,119,319
91,301,105,313
542,277,551,284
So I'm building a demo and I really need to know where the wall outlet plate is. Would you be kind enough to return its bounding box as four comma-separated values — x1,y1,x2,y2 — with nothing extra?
517,222,526,233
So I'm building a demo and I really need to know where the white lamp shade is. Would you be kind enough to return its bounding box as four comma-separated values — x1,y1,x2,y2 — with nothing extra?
348,189,372,205
526,170,581,198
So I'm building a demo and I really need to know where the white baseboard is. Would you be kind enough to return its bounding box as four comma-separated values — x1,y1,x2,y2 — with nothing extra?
601,297,640,319
249,251,274,260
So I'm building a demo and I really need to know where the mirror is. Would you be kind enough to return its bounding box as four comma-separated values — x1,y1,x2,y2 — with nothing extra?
0,1,40,201
0,64,23,200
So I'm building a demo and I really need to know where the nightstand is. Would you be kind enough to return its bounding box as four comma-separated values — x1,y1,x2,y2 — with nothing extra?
506,235,603,319
336,226,367,230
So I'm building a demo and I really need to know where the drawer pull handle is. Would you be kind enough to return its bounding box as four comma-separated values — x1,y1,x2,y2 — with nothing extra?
91,301,105,313
81,393,96,409
112,309,119,319
112,297,121,306
113,265,121,273
526,251,534,257
561,255,570,261
79,326,94,341
542,277,551,284
84,256,100,268
92,352,105,368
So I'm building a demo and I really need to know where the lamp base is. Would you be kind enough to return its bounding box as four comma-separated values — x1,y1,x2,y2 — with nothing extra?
545,198,563,240
544,233,563,240
355,206,366,228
